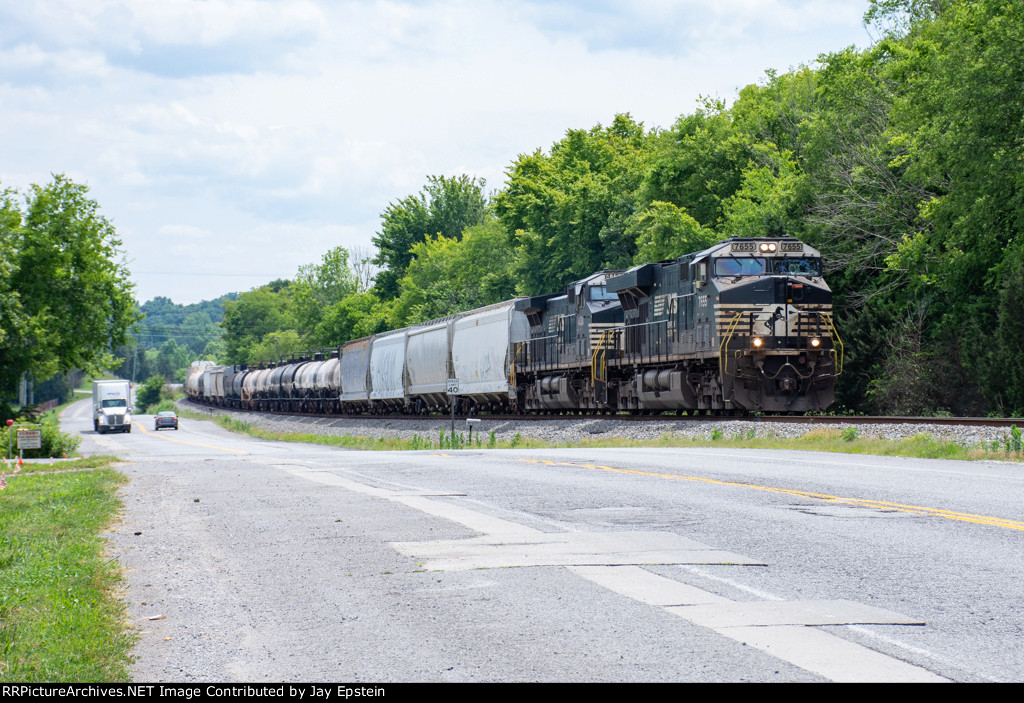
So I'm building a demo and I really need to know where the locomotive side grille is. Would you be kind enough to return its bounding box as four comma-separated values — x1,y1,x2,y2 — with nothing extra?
653,294,667,318
589,323,624,351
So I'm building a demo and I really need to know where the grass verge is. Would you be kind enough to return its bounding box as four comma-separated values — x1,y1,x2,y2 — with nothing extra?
0,459,133,682
179,408,1024,462
3,456,122,474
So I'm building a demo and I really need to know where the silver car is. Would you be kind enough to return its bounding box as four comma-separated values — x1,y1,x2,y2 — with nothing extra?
154,411,179,430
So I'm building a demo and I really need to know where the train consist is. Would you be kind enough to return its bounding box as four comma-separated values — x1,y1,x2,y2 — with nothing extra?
186,236,841,416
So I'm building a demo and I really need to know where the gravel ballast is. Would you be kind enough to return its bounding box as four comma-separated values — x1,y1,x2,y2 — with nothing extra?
180,401,1019,450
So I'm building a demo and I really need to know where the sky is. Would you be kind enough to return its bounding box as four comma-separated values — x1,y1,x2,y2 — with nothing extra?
0,0,875,305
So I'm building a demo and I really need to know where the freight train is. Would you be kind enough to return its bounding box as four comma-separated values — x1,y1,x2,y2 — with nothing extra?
186,236,841,416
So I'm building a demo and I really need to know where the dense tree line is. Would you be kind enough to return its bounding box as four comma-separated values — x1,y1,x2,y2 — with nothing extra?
219,0,1023,415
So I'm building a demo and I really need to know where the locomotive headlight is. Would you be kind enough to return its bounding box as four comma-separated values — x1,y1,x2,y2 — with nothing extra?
759,242,777,252
752,337,763,348
810,337,821,348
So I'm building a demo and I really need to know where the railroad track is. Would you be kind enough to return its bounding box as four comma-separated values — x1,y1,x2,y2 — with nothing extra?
183,401,1024,429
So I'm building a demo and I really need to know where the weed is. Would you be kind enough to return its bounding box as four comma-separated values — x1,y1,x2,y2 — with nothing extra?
409,434,431,451
1005,425,1022,453
841,426,860,442
438,429,466,450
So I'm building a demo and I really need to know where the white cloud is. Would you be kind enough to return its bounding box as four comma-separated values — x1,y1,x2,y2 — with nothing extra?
0,0,872,303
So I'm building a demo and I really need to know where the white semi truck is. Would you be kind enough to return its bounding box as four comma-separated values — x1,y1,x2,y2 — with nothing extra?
92,379,133,434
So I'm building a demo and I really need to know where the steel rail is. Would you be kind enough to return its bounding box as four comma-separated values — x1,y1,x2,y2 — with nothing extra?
183,401,1024,429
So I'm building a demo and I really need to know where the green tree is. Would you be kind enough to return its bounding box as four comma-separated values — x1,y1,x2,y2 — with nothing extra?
792,0,1024,414
630,201,717,264
180,311,220,356
372,175,487,299
0,175,138,395
640,104,746,230
220,285,295,364
136,374,165,410
0,196,28,380
798,46,929,410
390,217,517,327
291,246,360,338
156,339,192,381
313,292,392,347
496,114,655,294
719,145,805,240
248,330,305,364
201,338,226,364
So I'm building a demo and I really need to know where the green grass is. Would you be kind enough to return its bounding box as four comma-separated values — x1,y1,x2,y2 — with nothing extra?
670,428,999,460
6,456,123,474
179,408,1024,462
0,461,133,682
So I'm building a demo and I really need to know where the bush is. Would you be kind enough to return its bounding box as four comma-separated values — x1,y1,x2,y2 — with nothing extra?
136,375,165,411
0,401,16,424
151,399,178,413
0,420,81,459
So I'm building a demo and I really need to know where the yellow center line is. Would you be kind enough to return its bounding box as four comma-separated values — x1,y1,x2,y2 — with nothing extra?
134,421,248,454
515,458,1024,532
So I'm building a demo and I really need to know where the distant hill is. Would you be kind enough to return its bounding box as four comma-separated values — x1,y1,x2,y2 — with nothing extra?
139,294,238,327
133,293,239,357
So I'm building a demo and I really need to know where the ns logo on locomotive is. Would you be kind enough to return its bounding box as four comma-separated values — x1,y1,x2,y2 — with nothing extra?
187,237,841,416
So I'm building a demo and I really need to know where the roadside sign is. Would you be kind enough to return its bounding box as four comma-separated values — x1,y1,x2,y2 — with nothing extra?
446,378,459,395
17,430,42,450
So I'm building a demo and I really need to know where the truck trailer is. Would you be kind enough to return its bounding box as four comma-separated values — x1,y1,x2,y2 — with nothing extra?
92,379,133,434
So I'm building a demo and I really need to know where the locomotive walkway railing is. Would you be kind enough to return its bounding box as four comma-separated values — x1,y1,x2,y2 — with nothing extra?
590,328,618,386
719,313,745,379
819,312,844,375
619,319,671,368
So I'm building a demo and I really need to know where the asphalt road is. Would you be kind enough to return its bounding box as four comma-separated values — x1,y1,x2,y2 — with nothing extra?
62,399,1024,682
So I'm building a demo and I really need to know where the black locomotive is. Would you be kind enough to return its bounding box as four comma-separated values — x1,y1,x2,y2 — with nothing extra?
513,236,839,414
